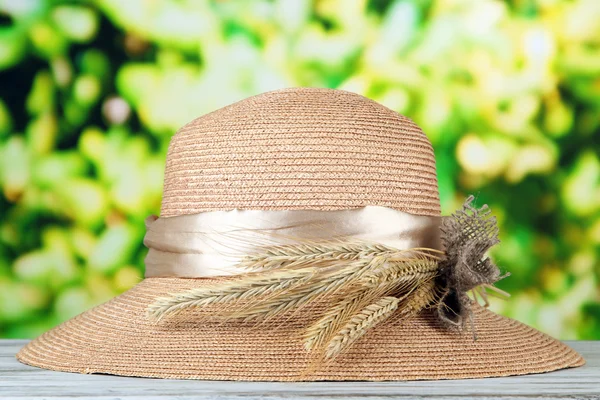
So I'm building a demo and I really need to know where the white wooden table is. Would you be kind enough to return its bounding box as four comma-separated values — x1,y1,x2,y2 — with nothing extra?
1,340,598,399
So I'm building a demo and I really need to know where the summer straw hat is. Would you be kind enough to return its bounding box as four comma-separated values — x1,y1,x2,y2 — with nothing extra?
17,87,584,381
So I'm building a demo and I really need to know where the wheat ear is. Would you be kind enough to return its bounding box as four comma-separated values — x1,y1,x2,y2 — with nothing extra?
398,278,441,317
238,242,398,271
361,257,440,287
147,268,316,320
325,296,400,359
303,287,374,352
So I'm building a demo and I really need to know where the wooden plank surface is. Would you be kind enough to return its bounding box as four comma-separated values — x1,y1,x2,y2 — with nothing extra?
0,340,598,399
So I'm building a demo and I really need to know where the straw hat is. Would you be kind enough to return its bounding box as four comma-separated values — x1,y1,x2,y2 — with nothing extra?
17,87,584,381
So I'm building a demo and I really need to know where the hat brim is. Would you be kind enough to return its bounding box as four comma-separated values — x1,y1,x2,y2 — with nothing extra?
16,277,584,381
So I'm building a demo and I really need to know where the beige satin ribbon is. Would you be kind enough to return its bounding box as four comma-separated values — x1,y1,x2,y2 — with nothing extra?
143,207,442,278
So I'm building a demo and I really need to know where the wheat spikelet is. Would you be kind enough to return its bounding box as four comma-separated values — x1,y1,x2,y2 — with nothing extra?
325,296,400,359
232,284,331,322
398,278,441,317
361,257,439,287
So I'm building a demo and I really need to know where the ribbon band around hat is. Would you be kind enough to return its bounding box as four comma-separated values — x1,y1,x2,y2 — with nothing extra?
143,206,443,278
144,196,507,360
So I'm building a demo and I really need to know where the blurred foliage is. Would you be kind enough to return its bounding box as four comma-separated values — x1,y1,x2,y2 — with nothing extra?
0,0,598,340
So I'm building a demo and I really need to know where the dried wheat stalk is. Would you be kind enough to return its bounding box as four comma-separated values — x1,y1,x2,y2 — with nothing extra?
303,287,375,352
237,242,397,271
147,268,318,321
325,297,400,359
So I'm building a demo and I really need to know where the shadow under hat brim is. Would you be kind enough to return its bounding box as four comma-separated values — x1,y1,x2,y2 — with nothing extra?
16,277,584,381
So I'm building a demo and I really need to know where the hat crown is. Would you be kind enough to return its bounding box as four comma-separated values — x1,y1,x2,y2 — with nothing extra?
160,88,440,217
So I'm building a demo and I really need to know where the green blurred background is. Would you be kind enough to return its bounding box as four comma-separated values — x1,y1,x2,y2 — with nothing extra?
0,0,598,340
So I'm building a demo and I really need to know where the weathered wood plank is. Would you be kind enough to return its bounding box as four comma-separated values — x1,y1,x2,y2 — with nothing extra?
0,340,598,399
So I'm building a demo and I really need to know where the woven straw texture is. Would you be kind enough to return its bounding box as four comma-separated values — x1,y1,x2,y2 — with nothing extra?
17,277,583,380
160,87,441,217
17,88,584,380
